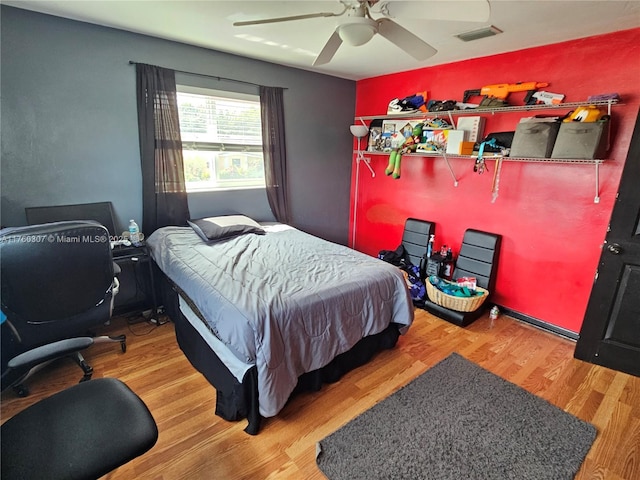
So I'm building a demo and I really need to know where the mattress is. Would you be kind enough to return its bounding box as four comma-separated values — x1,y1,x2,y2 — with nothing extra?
178,295,253,383
147,223,413,417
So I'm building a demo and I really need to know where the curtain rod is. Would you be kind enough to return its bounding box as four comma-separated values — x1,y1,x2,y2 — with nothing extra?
128,61,287,89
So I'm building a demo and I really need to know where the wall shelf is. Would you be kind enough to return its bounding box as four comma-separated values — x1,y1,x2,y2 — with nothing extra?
360,150,605,164
355,151,607,203
355,99,618,203
356,99,619,123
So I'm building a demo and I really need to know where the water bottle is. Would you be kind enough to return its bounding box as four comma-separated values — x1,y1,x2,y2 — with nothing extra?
128,219,140,245
427,234,435,258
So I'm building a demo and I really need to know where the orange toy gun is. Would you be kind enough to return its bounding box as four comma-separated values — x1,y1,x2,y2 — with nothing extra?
463,82,549,107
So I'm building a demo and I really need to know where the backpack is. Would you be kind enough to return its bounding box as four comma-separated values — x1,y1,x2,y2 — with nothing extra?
378,245,427,306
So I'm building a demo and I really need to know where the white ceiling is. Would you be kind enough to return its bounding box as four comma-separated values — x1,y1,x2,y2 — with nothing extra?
4,0,640,80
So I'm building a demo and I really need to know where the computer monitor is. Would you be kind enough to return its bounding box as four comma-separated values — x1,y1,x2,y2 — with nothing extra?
25,202,119,237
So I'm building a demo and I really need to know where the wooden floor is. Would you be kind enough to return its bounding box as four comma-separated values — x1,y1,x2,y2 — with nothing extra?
2,309,638,479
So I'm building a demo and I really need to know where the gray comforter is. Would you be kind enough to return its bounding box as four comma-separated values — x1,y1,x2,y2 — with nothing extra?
147,224,414,417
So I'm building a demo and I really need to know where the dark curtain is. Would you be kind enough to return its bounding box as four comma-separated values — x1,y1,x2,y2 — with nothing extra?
260,86,291,224
135,63,190,234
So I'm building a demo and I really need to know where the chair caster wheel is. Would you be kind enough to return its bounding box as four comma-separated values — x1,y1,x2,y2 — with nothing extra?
109,335,126,353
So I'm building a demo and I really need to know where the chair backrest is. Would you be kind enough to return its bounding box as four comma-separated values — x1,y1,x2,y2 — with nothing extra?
0,221,116,348
452,229,501,293
26,202,118,237
401,218,435,272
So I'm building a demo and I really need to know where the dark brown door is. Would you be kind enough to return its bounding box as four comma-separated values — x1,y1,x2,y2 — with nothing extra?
574,112,640,377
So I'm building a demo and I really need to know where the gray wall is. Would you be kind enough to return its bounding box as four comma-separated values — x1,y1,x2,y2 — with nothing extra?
0,6,356,244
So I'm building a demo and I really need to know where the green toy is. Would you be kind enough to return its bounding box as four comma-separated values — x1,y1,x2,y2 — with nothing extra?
385,123,424,179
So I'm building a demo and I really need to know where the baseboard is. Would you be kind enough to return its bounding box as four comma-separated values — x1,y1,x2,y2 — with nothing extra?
499,306,579,341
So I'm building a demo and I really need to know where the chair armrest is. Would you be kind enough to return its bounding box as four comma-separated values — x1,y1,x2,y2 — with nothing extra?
7,337,94,371
112,276,120,297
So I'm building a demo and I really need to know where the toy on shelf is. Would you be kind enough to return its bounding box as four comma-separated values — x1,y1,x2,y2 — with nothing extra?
564,105,607,122
526,91,565,105
385,122,424,179
463,82,549,107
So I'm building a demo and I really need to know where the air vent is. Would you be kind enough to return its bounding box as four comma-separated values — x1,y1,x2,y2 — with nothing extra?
455,25,503,42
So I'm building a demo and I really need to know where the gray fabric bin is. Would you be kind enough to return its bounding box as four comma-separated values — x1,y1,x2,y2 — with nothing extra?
551,119,610,159
510,121,560,158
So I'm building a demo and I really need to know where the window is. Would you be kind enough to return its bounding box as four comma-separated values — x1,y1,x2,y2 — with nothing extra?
176,86,265,191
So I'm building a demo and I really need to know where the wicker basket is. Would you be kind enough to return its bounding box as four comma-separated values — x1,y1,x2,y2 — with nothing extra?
426,281,489,312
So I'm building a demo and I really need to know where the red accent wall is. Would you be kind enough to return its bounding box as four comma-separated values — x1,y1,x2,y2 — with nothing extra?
351,28,640,333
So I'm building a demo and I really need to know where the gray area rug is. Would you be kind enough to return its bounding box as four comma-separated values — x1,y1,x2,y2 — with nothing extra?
316,353,596,480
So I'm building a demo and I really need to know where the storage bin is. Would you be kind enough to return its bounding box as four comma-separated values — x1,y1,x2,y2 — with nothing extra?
426,281,489,312
509,121,560,158
551,118,610,159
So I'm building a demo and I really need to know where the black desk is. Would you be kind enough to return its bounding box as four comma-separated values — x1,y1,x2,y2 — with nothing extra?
111,244,158,319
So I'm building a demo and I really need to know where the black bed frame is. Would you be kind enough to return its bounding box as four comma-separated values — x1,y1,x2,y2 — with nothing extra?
158,270,402,434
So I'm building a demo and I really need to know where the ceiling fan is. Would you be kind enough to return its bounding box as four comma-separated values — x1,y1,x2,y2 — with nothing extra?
233,1,491,66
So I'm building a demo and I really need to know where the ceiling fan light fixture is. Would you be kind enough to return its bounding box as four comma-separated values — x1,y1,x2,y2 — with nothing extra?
338,18,378,46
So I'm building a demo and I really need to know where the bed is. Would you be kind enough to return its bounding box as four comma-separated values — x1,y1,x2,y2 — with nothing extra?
146,216,414,434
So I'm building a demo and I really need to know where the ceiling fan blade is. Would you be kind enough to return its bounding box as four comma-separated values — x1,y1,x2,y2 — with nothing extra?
376,1,490,23
234,11,342,27
376,18,437,61
313,30,343,66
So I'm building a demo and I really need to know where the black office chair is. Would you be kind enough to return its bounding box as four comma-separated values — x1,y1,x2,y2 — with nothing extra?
423,228,502,327
1,377,158,479
1,221,126,396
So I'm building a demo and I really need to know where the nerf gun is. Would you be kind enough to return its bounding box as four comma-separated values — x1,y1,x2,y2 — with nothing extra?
463,82,549,107
525,91,565,105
